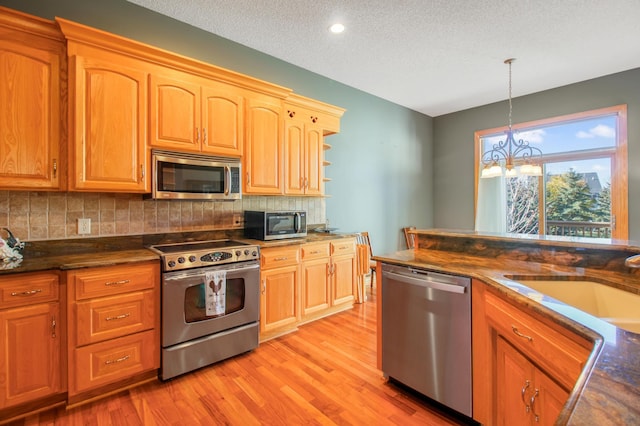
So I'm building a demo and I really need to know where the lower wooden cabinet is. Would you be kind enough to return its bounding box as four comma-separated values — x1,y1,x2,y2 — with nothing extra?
261,238,356,340
472,279,592,425
66,261,160,399
301,242,331,318
259,246,300,338
496,336,568,426
0,272,63,411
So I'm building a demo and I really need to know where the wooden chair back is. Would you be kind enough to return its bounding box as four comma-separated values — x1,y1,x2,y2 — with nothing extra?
403,226,416,249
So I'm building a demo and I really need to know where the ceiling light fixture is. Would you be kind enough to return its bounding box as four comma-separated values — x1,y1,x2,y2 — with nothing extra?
481,59,543,179
329,23,345,34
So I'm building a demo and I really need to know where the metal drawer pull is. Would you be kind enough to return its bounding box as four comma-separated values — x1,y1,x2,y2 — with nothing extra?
309,250,320,254
105,313,131,321
530,389,540,422
105,355,130,365
11,289,42,297
521,380,530,412
511,325,533,341
274,257,288,261
104,279,130,286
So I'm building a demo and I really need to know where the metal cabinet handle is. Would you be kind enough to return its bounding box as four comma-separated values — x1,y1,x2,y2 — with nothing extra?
521,380,531,412
140,164,145,179
53,159,57,178
51,315,57,338
196,127,200,142
11,289,42,297
530,389,540,422
104,279,130,286
274,257,288,261
202,128,207,143
261,280,266,294
105,355,130,365
511,325,533,342
105,313,131,321
246,172,250,185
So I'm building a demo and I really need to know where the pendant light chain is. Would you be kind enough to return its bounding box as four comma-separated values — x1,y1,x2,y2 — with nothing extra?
506,58,514,132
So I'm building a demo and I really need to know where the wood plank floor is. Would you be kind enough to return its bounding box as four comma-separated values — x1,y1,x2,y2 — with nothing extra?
9,286,472,425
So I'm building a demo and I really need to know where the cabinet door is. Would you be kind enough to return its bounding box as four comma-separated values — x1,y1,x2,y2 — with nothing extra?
532,369,569,426
260,265,299,333
331,254,355,306
304,125,324,195
301,257,330,317
201,83,244,156
70,53,148,192
496,336,532,426
0,302,61,408
149,73,201,152
244,96,283,194
284,119,305,195
0,33,62,189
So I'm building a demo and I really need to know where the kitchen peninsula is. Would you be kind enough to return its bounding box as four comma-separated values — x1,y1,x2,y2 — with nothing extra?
374,229,640,425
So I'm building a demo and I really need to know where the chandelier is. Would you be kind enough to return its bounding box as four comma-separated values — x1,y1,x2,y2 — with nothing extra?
481,59,543,178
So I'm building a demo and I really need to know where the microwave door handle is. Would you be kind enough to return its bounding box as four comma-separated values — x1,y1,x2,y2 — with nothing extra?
224,165,230,196
294,212,301,233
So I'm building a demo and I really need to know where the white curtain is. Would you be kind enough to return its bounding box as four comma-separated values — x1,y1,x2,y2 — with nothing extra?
475,174,507,233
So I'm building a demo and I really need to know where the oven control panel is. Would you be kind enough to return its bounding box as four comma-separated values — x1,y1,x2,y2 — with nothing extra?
161,247,260,271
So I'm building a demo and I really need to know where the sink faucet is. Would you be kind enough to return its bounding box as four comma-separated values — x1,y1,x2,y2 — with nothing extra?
625,254,640,268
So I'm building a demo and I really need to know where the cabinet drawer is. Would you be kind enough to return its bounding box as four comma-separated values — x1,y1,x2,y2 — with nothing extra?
75,290,156,346
71,262,158,300
485,291,591,389
0,271,59,309
261,246,300,269
330,239,355,256
301,242,330,260
72,329,158,394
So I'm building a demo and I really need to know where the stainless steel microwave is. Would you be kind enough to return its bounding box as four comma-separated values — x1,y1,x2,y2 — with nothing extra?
244,210,307,240
150,150,241,200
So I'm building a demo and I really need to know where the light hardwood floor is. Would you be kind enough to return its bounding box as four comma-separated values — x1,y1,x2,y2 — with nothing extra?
9,286,471,425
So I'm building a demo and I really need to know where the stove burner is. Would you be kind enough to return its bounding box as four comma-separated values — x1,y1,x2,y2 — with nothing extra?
149,239,259,272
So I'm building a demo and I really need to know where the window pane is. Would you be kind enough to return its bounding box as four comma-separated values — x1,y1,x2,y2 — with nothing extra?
482,115,617,157
506,176,539,235
544,158,612,238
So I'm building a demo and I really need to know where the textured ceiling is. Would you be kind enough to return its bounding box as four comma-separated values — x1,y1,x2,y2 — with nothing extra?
126,0,640,117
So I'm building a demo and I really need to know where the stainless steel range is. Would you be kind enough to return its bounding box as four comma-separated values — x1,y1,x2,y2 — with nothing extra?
149,239,260,380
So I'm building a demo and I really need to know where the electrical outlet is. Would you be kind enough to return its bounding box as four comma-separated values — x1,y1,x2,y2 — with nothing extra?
78,218,91,235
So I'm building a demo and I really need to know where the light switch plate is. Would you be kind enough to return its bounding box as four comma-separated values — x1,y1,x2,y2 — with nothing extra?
78,218,91,235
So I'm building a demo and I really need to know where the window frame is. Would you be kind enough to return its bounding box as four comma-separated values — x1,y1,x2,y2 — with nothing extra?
474,104,628,239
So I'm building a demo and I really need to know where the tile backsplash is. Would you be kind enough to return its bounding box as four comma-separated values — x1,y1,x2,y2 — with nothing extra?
0,191,326,242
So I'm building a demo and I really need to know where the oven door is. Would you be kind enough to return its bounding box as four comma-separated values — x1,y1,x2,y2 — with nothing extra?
162,261,259,347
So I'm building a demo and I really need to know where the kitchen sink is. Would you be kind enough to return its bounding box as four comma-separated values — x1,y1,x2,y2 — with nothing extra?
514,280,640,334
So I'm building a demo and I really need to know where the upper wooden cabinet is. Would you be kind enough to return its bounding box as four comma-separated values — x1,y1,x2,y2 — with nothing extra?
0,9,345,196
67,51,148,192
59,19,149,193
284,95,345,196
244,94,284,195
150,70,244,157
0,8,65,190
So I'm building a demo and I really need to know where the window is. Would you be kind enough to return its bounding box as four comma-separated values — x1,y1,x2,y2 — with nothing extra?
474,105,628,240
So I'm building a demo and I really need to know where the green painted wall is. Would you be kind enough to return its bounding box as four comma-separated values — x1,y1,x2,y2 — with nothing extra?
1,0,434,254
433,68,640,241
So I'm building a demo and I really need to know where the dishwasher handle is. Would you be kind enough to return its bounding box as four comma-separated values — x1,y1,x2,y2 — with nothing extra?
384,270,467,294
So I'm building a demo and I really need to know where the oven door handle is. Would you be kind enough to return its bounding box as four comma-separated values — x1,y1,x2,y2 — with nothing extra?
163,262,260,281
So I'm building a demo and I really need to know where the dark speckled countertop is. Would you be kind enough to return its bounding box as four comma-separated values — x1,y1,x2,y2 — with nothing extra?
0,230,357,275
373,229,640,425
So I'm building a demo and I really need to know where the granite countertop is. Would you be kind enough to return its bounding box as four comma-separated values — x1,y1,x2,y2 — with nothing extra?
373,230,640,425
0,230,358,275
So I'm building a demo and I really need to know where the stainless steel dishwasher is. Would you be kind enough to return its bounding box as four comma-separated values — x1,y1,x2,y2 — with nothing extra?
381,263,472,417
